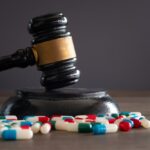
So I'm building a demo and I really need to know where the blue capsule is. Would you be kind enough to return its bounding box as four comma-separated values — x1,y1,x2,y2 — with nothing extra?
92,124,106,135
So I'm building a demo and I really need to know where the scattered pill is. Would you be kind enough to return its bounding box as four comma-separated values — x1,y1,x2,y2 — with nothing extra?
40,123,51,134
31,122,42,134
0,111,149,141
140,119,150,128
119,121,131,132
2,128,33,140
24,116,50,123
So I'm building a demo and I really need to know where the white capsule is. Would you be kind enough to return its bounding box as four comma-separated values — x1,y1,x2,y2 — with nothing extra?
40,123,51,134
31,122,42,134
66,123,79,132
0,115,17,120
141,119,150,128
55,120,68,131
95,117,109,125
105,124,118,133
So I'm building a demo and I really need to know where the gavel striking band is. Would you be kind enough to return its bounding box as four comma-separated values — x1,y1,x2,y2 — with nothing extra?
0,12,80,90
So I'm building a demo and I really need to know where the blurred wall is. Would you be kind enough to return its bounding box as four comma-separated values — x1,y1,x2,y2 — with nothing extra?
0,0,149,90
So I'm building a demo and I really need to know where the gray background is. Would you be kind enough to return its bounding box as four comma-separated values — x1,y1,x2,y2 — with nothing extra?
0,0,149,90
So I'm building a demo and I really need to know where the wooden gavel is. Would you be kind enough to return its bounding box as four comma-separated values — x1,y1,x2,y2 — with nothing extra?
0,12,80,90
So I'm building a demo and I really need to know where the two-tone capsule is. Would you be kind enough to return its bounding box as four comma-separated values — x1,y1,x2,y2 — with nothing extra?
93,123,118,135
2,127,33,140
0,116,17,120
24,116,50,123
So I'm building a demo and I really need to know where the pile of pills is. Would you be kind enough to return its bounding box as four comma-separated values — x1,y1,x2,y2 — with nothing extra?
0,112,150,140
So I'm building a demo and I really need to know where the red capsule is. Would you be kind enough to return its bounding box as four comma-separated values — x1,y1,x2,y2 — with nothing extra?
86,114,97,120
130,118,141,128
20,126,30,129
109,119,116,124
119,121,131,132
117,115,125,119
64,118,75,123
39,116,50,123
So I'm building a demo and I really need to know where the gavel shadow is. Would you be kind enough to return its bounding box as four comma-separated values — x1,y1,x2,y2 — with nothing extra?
0,88,120,119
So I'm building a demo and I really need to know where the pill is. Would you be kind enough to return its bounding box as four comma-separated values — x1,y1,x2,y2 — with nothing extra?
123,119,134,128
140,118,150,128
51,115,74,121
31,122,42,134
0,116,17,120
40,123,51,134
111,113,119,118
93,123,118,135
95,117,109,125
2,128,33,140
55,120,68,131
66,122,92,133
50,120,56,130
0,126,9,137
130,118,141,128
64,118,75,123
119,121,131,131
24,116,50,123
75,115,87,119
11,121,33,127
77,122,93,133
108,118,116,124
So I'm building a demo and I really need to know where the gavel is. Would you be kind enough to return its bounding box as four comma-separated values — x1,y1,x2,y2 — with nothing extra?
0,12,80,90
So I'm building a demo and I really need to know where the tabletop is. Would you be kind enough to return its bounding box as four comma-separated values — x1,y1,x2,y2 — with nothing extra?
0,90,150,150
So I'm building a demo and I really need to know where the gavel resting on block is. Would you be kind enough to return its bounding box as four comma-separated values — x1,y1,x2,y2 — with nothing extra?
0,12,80,90
0,12,119,117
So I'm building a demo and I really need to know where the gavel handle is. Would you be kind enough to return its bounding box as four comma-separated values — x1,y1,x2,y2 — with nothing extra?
0,47,35,71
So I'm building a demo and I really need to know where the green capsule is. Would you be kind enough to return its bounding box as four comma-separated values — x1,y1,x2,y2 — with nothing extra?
0,116,5,120
78,123,92,133
119,112,130,116
111,113,119,118
4,125,11,129
97,114,105,117
50,120,56,130
62,116,74,120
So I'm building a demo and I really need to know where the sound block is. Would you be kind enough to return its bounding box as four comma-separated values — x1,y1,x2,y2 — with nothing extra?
0,88,120,118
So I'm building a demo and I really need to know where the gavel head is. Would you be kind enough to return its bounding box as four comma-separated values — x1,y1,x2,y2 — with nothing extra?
28,12,80,90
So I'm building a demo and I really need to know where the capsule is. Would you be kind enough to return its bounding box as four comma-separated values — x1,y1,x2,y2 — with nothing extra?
119,121,131,131
31,121,42,134
24,116,50,123
140,118,150,128
93,123,118,135
2,128,33,140
51,115,74,121
54,120,69,131
130,118,141,128
11,121,33,127
40,123,51,134
0,126,9,137
95,117,109,125
0,116,17,120
66,122,93,133
123,119,134,128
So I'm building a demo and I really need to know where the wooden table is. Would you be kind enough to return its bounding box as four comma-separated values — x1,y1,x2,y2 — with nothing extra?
0,91,150,150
